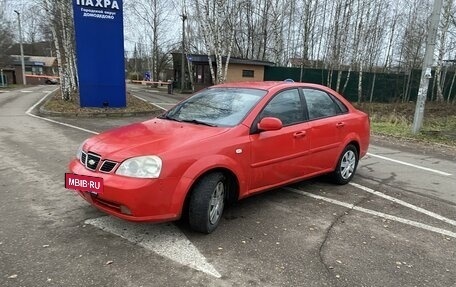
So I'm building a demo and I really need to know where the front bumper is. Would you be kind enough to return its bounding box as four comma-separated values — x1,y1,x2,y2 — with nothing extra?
69,159,189,222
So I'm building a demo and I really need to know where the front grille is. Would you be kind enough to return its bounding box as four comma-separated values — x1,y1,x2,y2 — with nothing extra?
80,152,87,165
86,152,101,171
80,151,117,173
100,160,117,173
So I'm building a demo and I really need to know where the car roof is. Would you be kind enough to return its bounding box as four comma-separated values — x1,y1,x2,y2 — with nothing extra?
211,81,329,91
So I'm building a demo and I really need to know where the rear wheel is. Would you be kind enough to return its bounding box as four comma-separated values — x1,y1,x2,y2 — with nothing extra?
189,172,226,234
331,144,358,185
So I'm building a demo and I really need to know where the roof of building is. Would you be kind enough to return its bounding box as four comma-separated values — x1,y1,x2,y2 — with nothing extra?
173,53,275,67
10,55,57,67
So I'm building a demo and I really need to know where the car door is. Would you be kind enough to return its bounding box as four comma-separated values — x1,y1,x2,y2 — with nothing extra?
249,88,310,192
303,88,348,174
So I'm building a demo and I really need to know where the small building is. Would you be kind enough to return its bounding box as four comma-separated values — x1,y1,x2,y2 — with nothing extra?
172,53,274,91
10,55,58,85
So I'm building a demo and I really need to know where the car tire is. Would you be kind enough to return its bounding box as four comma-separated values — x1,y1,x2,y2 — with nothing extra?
189,172,226,234
331,144,359,185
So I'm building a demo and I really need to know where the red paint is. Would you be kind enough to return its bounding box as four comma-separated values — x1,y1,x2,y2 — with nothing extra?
68,81,370,222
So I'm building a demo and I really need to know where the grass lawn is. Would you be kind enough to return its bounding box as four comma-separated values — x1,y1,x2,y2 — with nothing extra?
356,102,456,147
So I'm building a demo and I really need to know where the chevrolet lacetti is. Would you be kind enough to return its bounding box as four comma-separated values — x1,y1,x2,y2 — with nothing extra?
67,81,370,233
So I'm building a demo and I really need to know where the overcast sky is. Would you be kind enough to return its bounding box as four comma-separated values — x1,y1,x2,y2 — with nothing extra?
2,0,181,57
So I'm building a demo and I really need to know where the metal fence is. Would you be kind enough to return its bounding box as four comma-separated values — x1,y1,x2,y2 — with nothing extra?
264,66,455,103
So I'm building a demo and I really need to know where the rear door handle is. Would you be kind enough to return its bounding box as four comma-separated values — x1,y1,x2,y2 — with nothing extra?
336,122,345,128
293,131,307,138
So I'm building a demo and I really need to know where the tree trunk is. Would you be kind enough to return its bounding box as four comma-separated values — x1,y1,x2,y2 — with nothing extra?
369,72,376,102
357,65,363,104
342,66,351,94
335,69,342,92
435,0,453,102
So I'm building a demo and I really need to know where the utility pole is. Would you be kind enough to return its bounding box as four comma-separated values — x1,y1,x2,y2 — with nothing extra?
14,10,26,86
181,13,187,93
411,0,443,134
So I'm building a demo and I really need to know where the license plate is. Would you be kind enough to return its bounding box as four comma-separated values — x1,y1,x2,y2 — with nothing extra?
65,173,104,194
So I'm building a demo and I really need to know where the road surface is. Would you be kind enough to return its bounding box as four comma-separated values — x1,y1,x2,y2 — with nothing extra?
0,85,455,286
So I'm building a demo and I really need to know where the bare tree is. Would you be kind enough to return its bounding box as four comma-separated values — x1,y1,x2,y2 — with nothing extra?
127,0,172,81
42,0,77,100
191,0,238,84
435,0,454,102
0,3,14,66
397,0,431,102
5,0,455,106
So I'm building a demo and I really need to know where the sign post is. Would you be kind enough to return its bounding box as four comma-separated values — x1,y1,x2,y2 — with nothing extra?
73,0,126,108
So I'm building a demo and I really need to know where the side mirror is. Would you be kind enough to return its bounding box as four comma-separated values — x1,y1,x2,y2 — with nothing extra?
257,117,283,132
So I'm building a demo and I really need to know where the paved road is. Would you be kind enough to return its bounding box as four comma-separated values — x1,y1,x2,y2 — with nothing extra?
1,85,455,287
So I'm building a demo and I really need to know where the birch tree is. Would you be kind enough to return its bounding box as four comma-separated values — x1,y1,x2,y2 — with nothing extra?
127,0,172,81
0,3,14,66
268,0,285,65
191,0,238,84
435,0,454,102
42,0,77,101
397,0,431,102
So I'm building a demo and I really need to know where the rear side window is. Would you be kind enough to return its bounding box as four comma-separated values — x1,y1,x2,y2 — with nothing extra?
259,89,304,126
331,95,349,113
303,89,339,120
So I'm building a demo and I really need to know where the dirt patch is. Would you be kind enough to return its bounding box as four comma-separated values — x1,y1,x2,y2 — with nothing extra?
41,90,162,117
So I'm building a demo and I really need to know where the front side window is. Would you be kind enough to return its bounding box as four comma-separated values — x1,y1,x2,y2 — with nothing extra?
303,89,339,120
164,88,266,127
259,89,303,126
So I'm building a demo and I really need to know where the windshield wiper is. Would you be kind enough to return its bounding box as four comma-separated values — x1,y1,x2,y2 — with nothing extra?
158,114,182,122
180,119,218,127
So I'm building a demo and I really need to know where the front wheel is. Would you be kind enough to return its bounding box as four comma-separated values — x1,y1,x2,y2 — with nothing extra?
189,172,226,234
331,144,359,185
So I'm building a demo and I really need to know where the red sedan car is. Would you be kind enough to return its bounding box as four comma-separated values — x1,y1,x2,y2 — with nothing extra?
68,81,370,233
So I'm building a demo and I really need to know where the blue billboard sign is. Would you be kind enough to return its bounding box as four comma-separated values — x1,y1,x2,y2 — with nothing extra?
73,0,126,108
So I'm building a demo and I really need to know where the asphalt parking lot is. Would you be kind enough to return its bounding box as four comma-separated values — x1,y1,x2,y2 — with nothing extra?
1,85,455,287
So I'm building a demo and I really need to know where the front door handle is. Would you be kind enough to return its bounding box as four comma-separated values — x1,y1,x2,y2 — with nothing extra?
293,131,307,138
336,122,345,128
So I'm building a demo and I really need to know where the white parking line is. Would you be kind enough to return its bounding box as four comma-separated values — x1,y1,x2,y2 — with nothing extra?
85,217,222,278
366,152,452,176
283,187,456,239
350,182,456,227
26,90,99,135
132,95,167,111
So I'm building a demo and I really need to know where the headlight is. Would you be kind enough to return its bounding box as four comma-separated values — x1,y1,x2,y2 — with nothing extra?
76,141,86,160
116,156,162,178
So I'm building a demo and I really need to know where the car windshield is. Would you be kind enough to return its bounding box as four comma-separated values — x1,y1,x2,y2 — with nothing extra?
162,88,266,127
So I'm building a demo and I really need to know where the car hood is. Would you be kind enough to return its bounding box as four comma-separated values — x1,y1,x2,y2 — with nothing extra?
84,118,230,161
